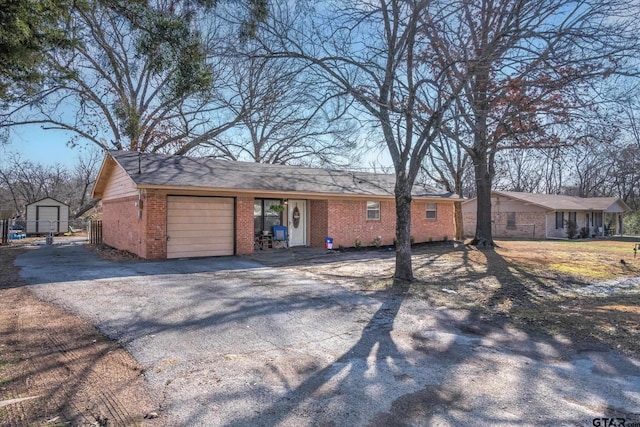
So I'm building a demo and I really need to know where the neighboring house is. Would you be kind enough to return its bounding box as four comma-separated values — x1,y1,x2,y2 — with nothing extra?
462,191,631,239
91,151,460,259
25,197,70,235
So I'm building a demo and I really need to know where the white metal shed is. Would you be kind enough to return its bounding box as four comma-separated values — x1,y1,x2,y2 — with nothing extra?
25,197,70,234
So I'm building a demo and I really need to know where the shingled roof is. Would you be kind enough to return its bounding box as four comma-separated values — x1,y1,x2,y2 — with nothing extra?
493,191,631,212
95,151,460,199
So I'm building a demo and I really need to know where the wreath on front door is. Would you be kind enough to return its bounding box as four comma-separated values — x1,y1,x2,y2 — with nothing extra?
292,206,300,228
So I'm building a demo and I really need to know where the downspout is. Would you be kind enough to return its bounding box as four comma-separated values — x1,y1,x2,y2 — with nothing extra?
602,210,605,237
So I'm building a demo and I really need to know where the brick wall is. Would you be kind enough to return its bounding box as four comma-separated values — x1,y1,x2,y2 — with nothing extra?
101,196,142,257
104,193,457,257
309,200,328,248
318,199,456,249
327,199,396,248
411,201,455,242
464,211,548,239
462,212,476,237
142,190,167,259
236,197,254,255
494,212,546,238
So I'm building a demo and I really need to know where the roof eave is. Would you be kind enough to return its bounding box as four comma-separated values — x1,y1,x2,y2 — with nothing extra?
135,183,459,201
492,190,552,210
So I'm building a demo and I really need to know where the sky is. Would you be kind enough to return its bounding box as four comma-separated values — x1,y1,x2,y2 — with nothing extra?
2,125,95,168
2,124,394,173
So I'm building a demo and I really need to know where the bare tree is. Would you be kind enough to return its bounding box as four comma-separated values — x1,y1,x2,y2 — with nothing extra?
256,0,468,280
493,150,545,193
70,148,103,216
0,149,103,217
187,51,358,166
422,130,469,240
424,0,639,247
1,0,241,153
0,153,68,212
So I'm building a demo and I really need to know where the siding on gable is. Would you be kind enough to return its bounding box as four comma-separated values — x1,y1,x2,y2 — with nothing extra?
102,164,138,201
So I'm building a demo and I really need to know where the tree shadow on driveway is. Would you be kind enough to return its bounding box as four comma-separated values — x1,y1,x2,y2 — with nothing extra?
14,243,640,426
219,247,640,427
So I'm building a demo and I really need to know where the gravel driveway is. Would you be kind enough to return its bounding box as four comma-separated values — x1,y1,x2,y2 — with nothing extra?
17,243,640,426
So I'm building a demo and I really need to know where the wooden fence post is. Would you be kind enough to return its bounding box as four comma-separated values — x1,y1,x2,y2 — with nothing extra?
1,219,8,245
90,220,103,245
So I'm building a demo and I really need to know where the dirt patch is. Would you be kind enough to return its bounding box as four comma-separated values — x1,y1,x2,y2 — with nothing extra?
0,245,160,426
89,244,141,262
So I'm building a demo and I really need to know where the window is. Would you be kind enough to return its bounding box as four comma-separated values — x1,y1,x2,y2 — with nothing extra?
568,212,577,225
254,199,283,235
506,212,516,229
426,203,437,220
555,211,564,229
593,212,603,227
366,201,380,220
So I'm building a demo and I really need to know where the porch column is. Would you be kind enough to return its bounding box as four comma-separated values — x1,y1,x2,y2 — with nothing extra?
619,213,624,235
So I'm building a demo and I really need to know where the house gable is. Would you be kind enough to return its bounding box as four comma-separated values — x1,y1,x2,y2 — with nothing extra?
26,197,69,208
93,156,138,200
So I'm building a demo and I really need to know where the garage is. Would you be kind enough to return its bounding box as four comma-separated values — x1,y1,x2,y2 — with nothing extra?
166,196,234,258
26,197,70,234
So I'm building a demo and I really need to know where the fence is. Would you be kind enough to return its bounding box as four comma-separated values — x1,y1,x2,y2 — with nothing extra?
89,220,103,245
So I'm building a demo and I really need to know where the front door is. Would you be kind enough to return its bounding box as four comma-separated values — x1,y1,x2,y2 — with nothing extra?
288,199,307,246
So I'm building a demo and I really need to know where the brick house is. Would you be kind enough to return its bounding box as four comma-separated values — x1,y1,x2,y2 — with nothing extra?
91,151,460,259
462,191,631,239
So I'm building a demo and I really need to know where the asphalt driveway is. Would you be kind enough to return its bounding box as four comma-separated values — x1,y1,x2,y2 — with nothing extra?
16,243,640,426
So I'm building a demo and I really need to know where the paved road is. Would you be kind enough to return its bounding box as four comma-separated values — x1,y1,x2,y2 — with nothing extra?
17,243,640,426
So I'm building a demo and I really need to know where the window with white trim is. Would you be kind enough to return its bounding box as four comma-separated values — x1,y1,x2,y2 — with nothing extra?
506,212,516,229
426,203,437,220
366,201,381,220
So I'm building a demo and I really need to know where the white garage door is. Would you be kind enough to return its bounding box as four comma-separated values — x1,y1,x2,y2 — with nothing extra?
167,196,234,258
37,206,60,233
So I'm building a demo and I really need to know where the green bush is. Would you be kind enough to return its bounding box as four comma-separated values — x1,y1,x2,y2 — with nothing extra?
623,210,640,235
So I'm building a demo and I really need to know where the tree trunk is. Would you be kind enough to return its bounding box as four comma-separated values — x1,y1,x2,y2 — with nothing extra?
472,155,494,247
454,200,464,241
394,177,414,281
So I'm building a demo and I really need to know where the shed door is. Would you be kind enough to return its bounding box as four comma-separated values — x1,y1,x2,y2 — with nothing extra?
167,196,234,258
36,206,60,233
